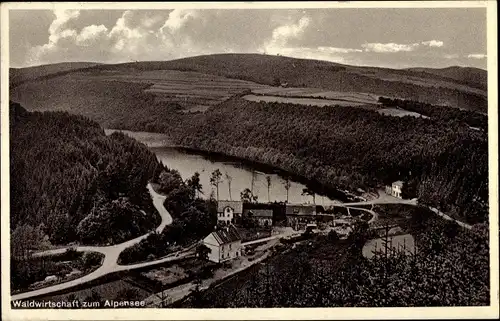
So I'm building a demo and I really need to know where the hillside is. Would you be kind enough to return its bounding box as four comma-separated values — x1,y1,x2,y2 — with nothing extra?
10,54,487,114
9,54,489,224
406,66,487,91
90,54,488,112
10,102,162,245
161,96,488,224
9,62,101,88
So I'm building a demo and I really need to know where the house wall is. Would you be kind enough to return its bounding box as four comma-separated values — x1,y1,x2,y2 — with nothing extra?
219,240,242,262
217,206,234,224
205,242,221,263
392,184,402,198
203,236,242,263
203,234,221,263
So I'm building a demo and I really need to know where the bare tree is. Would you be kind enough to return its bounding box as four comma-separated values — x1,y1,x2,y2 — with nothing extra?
251,170,257,195
266,176,272,203
210,169,223,202
225,172,233,201
302,187,315,205
283,177,291,203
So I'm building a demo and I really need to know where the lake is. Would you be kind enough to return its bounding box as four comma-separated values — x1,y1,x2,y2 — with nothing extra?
105,129,340,205
152,147,338,205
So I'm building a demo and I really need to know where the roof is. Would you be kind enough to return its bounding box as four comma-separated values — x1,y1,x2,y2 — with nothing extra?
210,225,242,245
217,200,243,213
392,181,404,187
286,204,315,215
243,209,273,218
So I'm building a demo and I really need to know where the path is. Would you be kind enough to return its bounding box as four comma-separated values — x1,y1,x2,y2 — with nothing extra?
11,183,179,301
341,190,471,230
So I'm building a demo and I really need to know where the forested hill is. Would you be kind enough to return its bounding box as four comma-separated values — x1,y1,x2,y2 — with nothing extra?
88,54,487,112
148,96,488,225
10,102,163,245
406,66,487,91
9,62,101,88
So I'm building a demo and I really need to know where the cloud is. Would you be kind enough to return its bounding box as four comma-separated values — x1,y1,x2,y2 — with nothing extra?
160,9,197,33
467,53,487,59
317,46,362,54
361,40,444,53
362,42,420,53
262,16,311,54
28,9,200,65
422,40,444,47
76,25,108,46
12,9,483,70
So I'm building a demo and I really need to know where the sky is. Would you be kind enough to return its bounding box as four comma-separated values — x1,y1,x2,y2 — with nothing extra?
8,7,487,69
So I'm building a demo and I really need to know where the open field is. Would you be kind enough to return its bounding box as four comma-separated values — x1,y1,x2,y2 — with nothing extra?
252,87,379,104
9,62,101,87
353,67,487,97
10,68,271,117
243,94,368,107
11,54,487,114
104,129,175,147
377,108,429,118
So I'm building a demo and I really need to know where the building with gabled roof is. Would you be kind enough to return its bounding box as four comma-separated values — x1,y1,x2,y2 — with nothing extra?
243,208,273,227
203,224,242,263
217,200,243,224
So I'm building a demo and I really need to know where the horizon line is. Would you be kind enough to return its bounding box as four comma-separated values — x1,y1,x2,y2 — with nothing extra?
9,52,488,72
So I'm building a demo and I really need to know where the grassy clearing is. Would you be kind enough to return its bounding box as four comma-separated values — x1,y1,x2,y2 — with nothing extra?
377,108,429,119
243,94,367,107
10,69,270,117
252,87,379,104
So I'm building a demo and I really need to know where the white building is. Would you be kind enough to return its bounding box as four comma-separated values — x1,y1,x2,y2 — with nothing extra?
217,200,243,224
391,181,404,199
203,225,242,263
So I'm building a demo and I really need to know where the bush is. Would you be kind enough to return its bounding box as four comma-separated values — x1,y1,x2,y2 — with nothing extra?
80,252,103,270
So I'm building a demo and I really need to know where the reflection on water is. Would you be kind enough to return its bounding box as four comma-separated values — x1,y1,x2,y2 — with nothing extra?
151,147,337,205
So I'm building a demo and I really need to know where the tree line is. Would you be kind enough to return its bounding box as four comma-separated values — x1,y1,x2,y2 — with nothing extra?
378,96,487,129
136,97,488,225
183,205,489,307
10,102,163,246
118,168,216,264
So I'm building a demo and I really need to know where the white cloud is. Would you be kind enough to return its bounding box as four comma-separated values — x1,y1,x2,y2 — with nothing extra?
361,40,444,53
362,42,420,53
76,25,108,46
262,16,310,54
264,46,347,64
317,46,362,54
422,40,444,47
160,9,197,33
467,53,487,59
27,10,82,65
444,54,459,59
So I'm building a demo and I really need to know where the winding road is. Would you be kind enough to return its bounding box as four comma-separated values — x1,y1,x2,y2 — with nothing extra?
11,183,191,302
12,188,472,302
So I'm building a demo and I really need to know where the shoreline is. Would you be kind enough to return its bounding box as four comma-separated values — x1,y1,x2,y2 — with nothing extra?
106,128,364,203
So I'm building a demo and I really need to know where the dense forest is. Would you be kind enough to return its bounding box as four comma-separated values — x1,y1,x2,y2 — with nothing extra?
119,96,488,224
118,169,216,264
378,97,488,129
183,206,489,307
10,102,163,246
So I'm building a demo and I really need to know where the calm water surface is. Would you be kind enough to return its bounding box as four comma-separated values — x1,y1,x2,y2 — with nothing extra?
152,147,337,205
106,129,339,205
